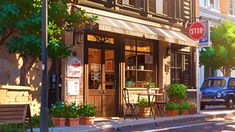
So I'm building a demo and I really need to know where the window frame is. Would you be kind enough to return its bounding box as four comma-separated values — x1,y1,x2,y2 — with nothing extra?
200,0,219,11
229,0,235,15
124,38,155,87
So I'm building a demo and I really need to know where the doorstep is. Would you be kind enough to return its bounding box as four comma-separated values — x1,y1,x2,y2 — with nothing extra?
29,110,235,132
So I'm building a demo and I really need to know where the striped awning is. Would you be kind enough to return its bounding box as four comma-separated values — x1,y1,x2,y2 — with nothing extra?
96,16,198,47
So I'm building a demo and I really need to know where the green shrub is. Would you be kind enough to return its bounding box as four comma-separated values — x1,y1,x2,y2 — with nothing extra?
167,84,187,100
179,101,190,110
138,98,149,108
65,102,80,118
0,124,21,132
29,115,54,128
78,103,96,117
166,102,180,110
50,101,67,118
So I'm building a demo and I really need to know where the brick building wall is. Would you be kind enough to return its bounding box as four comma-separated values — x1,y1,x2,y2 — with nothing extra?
62,32,84,105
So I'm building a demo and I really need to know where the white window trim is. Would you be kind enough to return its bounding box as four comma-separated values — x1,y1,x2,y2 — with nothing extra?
228,0,235,16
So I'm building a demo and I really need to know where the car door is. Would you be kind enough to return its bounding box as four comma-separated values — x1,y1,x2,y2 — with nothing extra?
228,79,235,96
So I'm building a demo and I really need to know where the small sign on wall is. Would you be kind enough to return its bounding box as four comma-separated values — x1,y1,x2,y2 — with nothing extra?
67,56,82,77
67,78,80,96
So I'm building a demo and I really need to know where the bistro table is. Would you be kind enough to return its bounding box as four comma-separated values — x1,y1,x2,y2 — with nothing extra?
138,93,163,117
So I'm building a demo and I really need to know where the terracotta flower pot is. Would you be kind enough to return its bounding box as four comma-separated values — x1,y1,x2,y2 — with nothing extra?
189,108,197,114
66,117,79,127
139,107,150,118
167,110,179,116
79,116,95,125
52,117,65,126
182,110,189,115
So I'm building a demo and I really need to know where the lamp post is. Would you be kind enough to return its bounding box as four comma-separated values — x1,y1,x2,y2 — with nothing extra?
40,0,49,131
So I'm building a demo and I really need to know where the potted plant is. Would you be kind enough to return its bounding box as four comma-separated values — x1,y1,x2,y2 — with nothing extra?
179,101,190,115
166,102,179,116
167,84,187,104
126,80,135,88
189,102,197,114
138,98,150,118
78,103,96,125
65,102,80,127
50,101,66,126
144,82,157,94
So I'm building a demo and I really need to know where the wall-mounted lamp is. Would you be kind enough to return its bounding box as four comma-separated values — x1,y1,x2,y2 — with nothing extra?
167,45,171,56
73,31,83,45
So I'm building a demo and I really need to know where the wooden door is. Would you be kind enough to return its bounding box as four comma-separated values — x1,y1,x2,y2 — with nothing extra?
87,48,116,117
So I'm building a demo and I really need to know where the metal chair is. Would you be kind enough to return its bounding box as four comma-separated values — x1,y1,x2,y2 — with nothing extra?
152,89,167,119
122,88,138,120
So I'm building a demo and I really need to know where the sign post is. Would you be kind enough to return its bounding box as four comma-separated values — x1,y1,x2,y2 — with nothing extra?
189,21,206,114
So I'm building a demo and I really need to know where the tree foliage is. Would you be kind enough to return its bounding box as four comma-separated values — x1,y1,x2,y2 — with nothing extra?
0,0,97,85
199,21,235,76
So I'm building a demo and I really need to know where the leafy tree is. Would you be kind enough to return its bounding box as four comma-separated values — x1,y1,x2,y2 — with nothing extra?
0,0,97,85
200,21,235,76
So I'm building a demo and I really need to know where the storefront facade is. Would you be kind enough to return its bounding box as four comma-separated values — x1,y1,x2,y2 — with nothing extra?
62,0,198,117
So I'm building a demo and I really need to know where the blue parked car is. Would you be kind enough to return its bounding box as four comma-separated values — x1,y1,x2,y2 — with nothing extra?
200,76,235,110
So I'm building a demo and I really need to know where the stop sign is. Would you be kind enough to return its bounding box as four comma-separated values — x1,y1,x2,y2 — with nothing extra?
189,22,205,40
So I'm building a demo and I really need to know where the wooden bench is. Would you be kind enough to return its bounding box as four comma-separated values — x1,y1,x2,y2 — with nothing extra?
0,104,32,132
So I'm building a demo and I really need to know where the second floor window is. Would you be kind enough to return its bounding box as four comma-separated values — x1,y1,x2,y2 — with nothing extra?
229,0,235,15
122,0,144,9
149,0,167,14
200,0,219,10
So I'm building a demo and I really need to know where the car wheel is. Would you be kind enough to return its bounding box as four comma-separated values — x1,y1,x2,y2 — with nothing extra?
200,104,205,110
226,97,234,110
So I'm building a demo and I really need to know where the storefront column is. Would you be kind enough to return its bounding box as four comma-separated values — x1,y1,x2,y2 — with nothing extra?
158,41,171,95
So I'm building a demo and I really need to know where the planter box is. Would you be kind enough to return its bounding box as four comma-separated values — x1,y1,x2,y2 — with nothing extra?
79,116,95,125
167,110,179,116
52,117,65,126
66,117,79,127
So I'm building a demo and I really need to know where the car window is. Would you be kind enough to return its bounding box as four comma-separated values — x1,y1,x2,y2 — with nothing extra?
229,79,235,88
204,79,226,87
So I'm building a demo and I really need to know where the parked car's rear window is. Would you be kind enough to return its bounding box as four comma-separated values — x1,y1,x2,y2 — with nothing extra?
204,79,226,87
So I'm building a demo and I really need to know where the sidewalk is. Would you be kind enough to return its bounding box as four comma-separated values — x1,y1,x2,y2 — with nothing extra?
31,110,235,132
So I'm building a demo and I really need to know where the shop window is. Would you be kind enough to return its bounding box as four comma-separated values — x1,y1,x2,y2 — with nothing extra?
87,34,114,44
125,39,154,87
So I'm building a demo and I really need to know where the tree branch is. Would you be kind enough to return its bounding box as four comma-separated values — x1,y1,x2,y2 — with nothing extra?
0,28,16,45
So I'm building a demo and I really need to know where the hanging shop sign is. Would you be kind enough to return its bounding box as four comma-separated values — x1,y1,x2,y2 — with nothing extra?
199,21,211,47
67,78,79,96
67,56,82,77
189,22,205,40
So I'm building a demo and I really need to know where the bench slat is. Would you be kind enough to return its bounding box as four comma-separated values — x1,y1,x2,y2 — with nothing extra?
0,115,23,119
0,107,25,112
0,119,23,123
0,112,24,116
0,105,26,108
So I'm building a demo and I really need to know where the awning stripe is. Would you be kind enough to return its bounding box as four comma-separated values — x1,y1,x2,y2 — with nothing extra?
96,16,198,47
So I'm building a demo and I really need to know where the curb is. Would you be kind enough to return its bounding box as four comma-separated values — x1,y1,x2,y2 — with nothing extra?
95,113,231,132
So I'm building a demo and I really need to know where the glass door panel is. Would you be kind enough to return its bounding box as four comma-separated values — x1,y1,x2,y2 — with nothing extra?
105,50,115,89
88,48,102,89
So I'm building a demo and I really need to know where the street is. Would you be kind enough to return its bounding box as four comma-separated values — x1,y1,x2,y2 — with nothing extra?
118,118,235,132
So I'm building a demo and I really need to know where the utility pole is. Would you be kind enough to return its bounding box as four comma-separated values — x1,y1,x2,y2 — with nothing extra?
40,0,49,131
